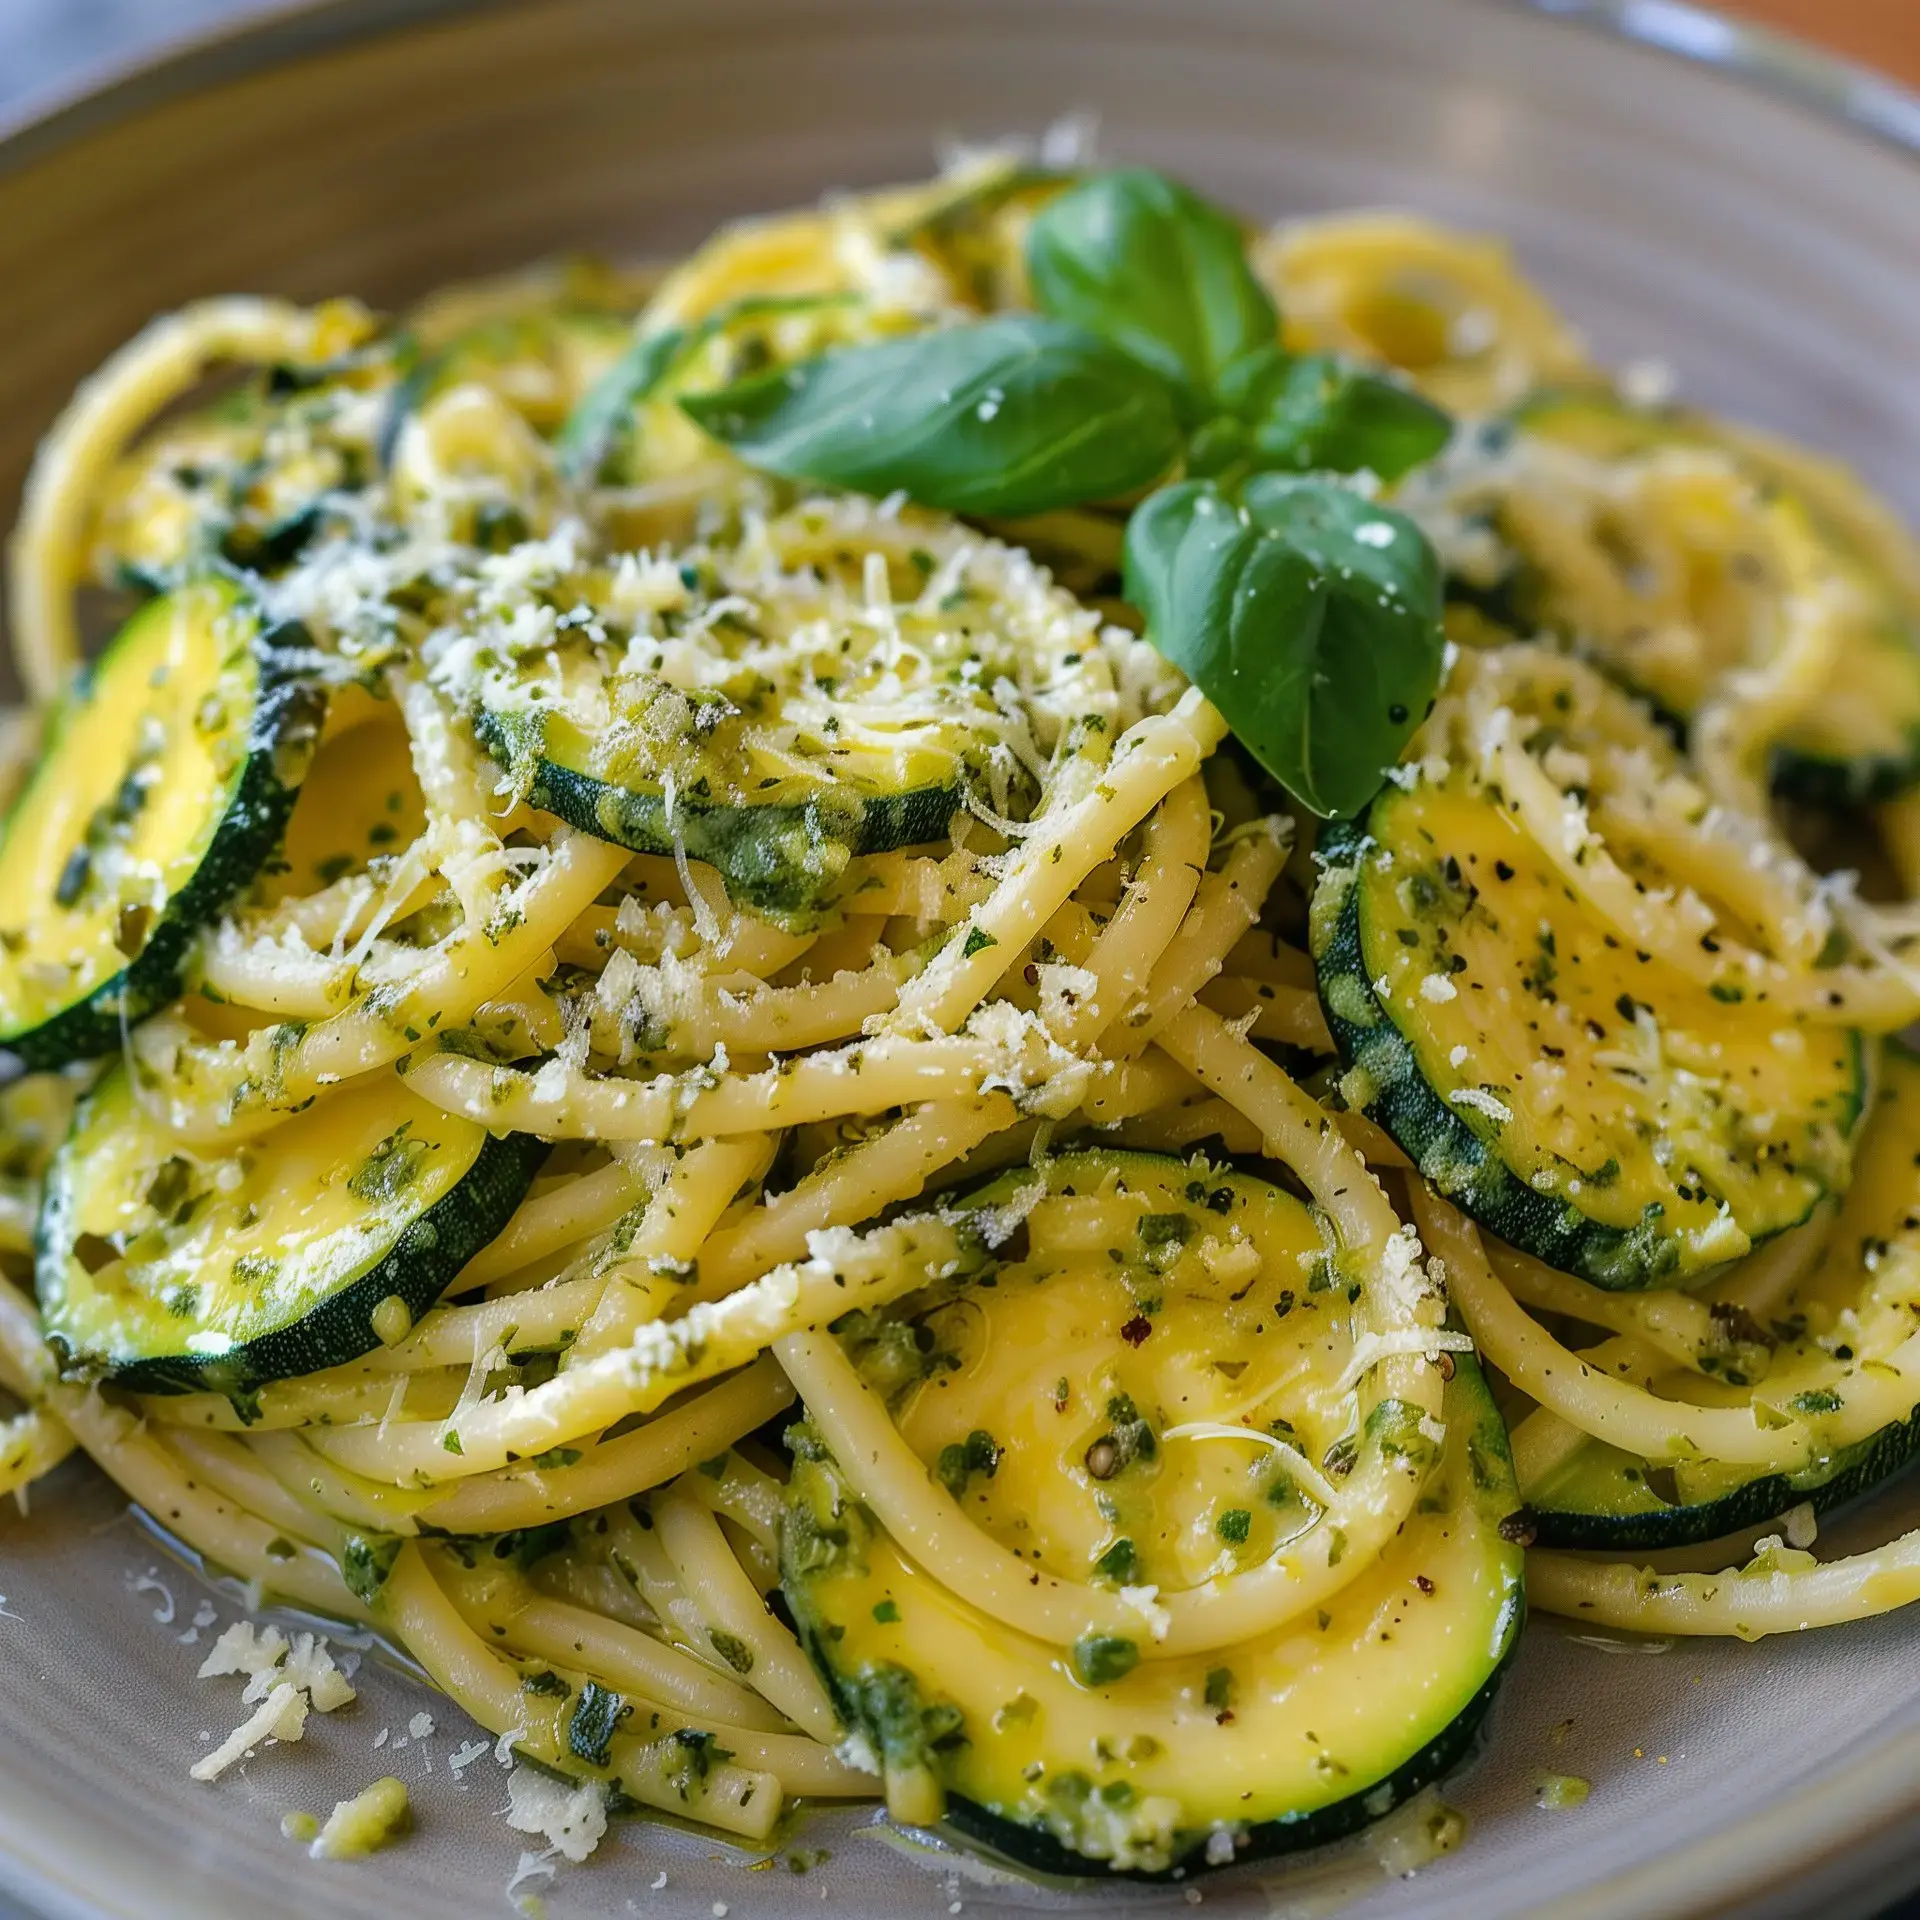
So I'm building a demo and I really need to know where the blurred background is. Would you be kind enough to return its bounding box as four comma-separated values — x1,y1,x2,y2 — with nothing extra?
1728,1,1915,81
0,0,1917,116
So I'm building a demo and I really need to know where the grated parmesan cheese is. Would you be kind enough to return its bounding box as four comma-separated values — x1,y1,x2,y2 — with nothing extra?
198,1619,288,1685
197,1615,357,1770
1118,1583,1172,1642
1335,1327,1477,1396
504,1763,608,1863
191,1681,309,1782
276,1632,356,1712
1448,1086,1514,1125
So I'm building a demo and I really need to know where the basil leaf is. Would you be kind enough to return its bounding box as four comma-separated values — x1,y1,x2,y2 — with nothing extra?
1217,347,1451,482
1124,477,1444,818
1026,168,1276,416
555,325,689,483
681,314,1182,518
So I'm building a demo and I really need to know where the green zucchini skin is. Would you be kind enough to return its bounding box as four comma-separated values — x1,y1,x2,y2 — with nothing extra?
83,1127,546,1397
1530,1409,1920,1552
940,1661,1511,1881
0,592,322,1073
1532,1043,1920,1549
36,1077,548,1398
1310,814,1863,1290
473,708,957,921
1313,816,1679,1289
785,1400,1521,1882
1773,737,1920,811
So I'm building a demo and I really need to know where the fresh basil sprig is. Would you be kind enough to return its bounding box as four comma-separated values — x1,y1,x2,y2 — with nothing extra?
675,166,1455,817
1212,347,1451,484
1024,166,1277,419
1124,478,1444,818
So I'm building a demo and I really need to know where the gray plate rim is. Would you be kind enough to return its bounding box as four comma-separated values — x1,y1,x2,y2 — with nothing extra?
6,0,1920,177
0,3,1917,1917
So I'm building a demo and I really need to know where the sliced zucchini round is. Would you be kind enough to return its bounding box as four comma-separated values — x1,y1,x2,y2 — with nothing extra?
781,1150,1525,1879
1525,1414,1920,1554
1497,388,1920,806
1311,652,1866,1289
0,581,322,1070
37,1063,546,1396
1527,1045,1920,1548
478,698,957,921
453,499,1111,921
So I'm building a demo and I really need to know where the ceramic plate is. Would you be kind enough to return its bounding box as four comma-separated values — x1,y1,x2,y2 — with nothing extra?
1,3,1918,1915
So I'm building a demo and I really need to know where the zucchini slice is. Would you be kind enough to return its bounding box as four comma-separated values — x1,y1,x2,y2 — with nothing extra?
456,499,1111,921
37,1063,546,1395
1495,388,1920,805
0,581,322,1070
1526,1045,1920,1548
1525,1412,1920,1554
781,1150,1525,1878
1311,651,1865,1288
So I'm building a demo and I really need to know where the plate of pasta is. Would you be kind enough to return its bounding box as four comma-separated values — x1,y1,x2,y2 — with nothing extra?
1,3,1919,1918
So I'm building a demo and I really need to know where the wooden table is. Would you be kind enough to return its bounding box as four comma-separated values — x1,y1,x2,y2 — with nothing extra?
1728,1,1920,86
